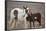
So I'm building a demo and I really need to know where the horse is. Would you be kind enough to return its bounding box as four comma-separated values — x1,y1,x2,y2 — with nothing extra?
9,6,41,29
9,7,30,29
26,13,41,28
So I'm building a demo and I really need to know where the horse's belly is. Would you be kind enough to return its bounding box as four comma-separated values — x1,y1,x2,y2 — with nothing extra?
18,13,25,20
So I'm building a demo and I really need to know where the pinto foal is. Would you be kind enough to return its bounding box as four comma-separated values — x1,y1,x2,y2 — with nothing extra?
9,7,30,29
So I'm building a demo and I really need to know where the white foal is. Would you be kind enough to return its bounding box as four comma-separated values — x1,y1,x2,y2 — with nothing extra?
9,7,30,29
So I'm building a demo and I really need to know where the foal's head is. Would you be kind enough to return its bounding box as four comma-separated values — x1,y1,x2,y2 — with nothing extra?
23,6,29,14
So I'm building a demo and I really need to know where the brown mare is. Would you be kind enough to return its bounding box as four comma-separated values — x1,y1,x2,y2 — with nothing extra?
26,13,41,28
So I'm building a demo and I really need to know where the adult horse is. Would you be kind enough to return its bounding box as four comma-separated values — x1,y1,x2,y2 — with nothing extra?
26,13,41,28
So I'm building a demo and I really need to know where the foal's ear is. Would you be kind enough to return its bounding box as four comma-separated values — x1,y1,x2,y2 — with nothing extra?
23,6,27,9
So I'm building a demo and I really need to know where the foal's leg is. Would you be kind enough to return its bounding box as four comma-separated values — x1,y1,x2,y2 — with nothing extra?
9,18,16,29
11,19,16,29
9,19,13,27
24,17,27,28
24,14,28,28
